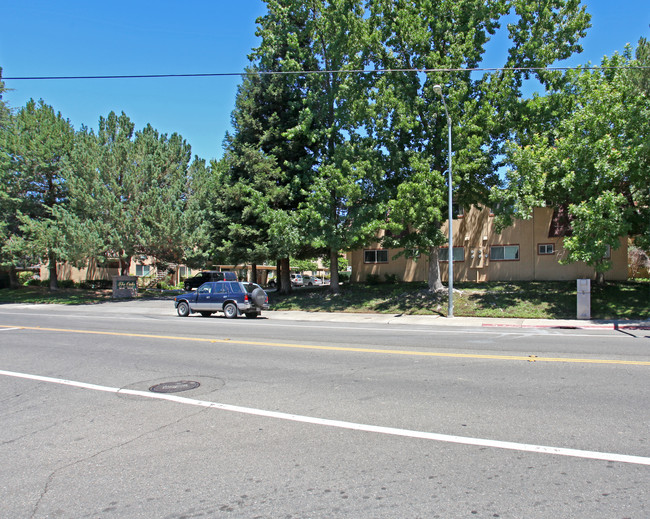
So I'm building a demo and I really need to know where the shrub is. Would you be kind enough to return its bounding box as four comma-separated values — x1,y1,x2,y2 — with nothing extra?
384,273,399,284
338,271,351,283
366,273,381,284
18,271,36,285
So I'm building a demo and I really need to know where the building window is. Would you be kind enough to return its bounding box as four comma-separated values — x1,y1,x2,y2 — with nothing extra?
490,245,519,261
538,243,555,255
135,264,151,277
364,249,389,264
452,203,465,219
179,266,189,278
439,247,464,262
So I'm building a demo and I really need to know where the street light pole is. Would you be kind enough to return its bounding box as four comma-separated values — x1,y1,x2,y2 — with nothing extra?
433,84,453,318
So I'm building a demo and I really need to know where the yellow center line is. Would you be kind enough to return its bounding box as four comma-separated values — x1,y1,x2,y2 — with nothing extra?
2,324,649,366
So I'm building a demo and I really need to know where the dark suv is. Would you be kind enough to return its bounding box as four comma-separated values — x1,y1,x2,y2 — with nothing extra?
183,271,237,291
174,281,269,319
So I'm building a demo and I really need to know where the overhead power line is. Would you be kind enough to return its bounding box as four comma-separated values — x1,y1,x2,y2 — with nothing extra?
3,65,648,81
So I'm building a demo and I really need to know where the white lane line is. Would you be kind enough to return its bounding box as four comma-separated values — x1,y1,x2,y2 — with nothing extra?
0,327,22,332
2,369,649,466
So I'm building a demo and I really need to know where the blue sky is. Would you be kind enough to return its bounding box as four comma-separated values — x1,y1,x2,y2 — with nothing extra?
1,1,648,162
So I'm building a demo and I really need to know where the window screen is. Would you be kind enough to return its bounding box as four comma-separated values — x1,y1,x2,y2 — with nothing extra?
364,250,388,263
490,245,519,260
439,247,464,261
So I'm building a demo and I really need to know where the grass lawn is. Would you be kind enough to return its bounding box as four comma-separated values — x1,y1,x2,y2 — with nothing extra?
268,280,649,320
0,286,172,305
1,281,648,320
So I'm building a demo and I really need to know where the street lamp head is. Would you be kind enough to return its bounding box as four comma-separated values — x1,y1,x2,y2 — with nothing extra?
433,84,443,95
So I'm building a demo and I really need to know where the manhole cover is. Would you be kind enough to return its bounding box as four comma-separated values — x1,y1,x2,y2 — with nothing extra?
149,381,200,393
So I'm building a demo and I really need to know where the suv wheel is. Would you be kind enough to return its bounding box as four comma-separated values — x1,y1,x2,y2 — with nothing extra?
223,302,238,319
177,301,190,317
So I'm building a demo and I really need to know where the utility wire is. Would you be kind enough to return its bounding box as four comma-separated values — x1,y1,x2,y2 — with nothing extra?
3,66,648,80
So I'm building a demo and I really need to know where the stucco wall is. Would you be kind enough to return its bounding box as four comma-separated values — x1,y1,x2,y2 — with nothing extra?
351,206,628,283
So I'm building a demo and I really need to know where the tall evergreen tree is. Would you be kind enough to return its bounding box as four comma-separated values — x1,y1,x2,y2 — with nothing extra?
2,99,75,290
215,2,323,293
0,68,16,286
181,157,217,269
57,112,193,275
257,0,381,294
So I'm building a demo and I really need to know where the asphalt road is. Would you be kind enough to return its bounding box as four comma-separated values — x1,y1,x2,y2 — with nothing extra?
1,302,648,518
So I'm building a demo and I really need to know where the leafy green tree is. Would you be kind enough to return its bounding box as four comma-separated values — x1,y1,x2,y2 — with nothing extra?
1,99,75,290
289,258,318,272
367,0,591,291
280,0,383,294
495,40,650,282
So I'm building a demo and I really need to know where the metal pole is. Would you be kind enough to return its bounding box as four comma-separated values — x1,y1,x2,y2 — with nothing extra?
433,84,453,318
446,113,453,318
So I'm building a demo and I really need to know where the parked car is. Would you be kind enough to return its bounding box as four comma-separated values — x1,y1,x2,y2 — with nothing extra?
302,275,323,286
183,271,237,291
267,273,304,288
174,281,269,319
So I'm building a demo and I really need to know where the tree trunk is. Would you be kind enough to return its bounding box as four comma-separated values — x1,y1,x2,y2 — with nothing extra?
250,263,258,284
279,257,291,295
120,256,131,276
427,246,444,292
276,259,283,292
328,247,340,294
48,251,58,291
8,266,20,289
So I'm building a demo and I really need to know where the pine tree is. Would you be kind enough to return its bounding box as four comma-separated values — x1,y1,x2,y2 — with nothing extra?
56,112,193,275
2,99,75,290
215,1,323,293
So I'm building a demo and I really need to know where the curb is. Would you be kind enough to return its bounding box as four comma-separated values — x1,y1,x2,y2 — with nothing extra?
482,323,650,330
267,310,650,331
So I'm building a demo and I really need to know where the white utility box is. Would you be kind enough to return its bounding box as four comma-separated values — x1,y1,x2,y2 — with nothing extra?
577,278,591,319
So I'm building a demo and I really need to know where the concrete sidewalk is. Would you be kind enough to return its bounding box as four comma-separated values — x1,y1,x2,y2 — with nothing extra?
5,299,647,330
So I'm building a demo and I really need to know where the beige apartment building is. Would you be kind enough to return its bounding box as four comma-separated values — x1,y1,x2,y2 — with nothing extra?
350,206,628,283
